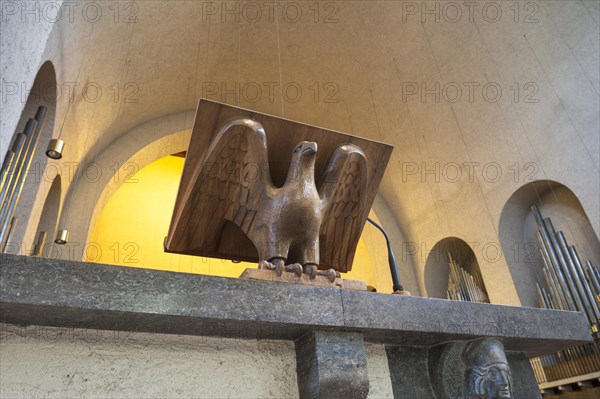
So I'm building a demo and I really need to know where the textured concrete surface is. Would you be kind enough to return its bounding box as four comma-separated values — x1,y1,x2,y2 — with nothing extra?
0,254,592,356
364,343,394,399
0,324,394,399
0,1,60,156
0,323,298,399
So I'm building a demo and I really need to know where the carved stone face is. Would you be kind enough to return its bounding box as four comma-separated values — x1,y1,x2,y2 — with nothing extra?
428,338,514,399
468,362,512,398
464,340,513,399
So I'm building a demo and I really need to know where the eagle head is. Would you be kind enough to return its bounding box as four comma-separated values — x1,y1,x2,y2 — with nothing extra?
292,141,318,160
285,141,318,185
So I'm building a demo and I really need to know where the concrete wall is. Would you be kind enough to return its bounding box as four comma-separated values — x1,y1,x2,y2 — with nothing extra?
0,0,62,158
0,324,393,398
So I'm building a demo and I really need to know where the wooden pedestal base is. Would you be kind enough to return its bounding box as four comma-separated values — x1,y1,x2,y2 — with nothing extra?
239,268,367,291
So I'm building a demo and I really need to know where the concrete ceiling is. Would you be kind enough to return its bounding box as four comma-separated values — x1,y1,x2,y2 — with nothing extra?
3,0,599,305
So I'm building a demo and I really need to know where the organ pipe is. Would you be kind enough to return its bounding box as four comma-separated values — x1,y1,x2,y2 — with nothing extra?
529,205,600,386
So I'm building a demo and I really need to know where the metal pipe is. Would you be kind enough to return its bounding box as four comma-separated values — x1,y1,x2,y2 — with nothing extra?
450,258,465,301
540,242,565,309
539,355,552,382
538,236,567,310
538,236,575,310
447,255,460,300
0,134,26,210
569,245,600,321
468,275,479,302
533,215,577,311
0,107,46,244
1,217,17,252
0,150,15,190
0,121,36,234
586,261,600,297
536,282,546,307
540,269,553,308
453,261,467,300
544,218,588,322
554,230,596,324
447,258,460,300
532,357,546,383
466,271,480,302
471,274,484,302
367,217,404,292
542,286,553,310
542,267,562,310
456,257,474,301
532,207,600,378
537,283,550,309
450,254,471,301
32,231,47,256
474,270,488,301
531,358,542,383
580,344,595,374
561,348,575,378
532,206,580,314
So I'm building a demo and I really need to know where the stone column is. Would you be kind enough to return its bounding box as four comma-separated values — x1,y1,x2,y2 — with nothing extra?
295,330,369,399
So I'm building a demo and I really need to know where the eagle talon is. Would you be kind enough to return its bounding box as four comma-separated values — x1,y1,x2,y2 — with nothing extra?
318,269,337,283
266,258,285,276
259,260,274,270
304,264,318,279
285,263,303,277
275,264,285,277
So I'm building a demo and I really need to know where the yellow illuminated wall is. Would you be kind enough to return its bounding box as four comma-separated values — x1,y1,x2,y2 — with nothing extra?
90,155,394,291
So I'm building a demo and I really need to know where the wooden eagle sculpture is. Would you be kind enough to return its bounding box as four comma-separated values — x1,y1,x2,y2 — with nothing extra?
195,117,368,281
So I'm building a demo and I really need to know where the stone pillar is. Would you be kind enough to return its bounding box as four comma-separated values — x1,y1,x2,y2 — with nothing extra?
506,352,542,398
295,330,369,399
386,338,541,399
385,346,435,399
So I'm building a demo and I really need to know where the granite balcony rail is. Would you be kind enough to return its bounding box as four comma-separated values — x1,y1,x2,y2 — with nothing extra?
0,254,591,356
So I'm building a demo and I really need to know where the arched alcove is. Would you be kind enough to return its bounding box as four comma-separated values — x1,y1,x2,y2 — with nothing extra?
88,154,256,276
86,151,403,293
424,237,487,300
54,111,195,251
31,175,61,255
2,61,57,246
499,180,600,308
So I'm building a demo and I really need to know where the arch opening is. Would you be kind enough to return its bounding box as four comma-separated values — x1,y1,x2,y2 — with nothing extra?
499,180,600,308
424,237,488,301
1,61,58,248
88,151,399,292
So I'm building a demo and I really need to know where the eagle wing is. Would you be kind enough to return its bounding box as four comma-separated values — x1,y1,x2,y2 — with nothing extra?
319,144,368,272
189,118,272,243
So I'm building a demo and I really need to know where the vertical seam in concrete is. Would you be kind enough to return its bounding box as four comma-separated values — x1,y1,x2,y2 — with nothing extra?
339,290,347,327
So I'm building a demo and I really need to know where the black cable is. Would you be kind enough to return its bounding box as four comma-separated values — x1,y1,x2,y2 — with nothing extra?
367,217,404,292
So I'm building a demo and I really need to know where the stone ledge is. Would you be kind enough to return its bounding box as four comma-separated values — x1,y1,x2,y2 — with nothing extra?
0,254,592,356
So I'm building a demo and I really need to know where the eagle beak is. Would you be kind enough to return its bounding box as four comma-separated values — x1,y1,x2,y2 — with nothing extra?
302,142,317,155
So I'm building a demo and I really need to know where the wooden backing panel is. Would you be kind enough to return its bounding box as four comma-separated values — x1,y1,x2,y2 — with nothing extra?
165,99,393,272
